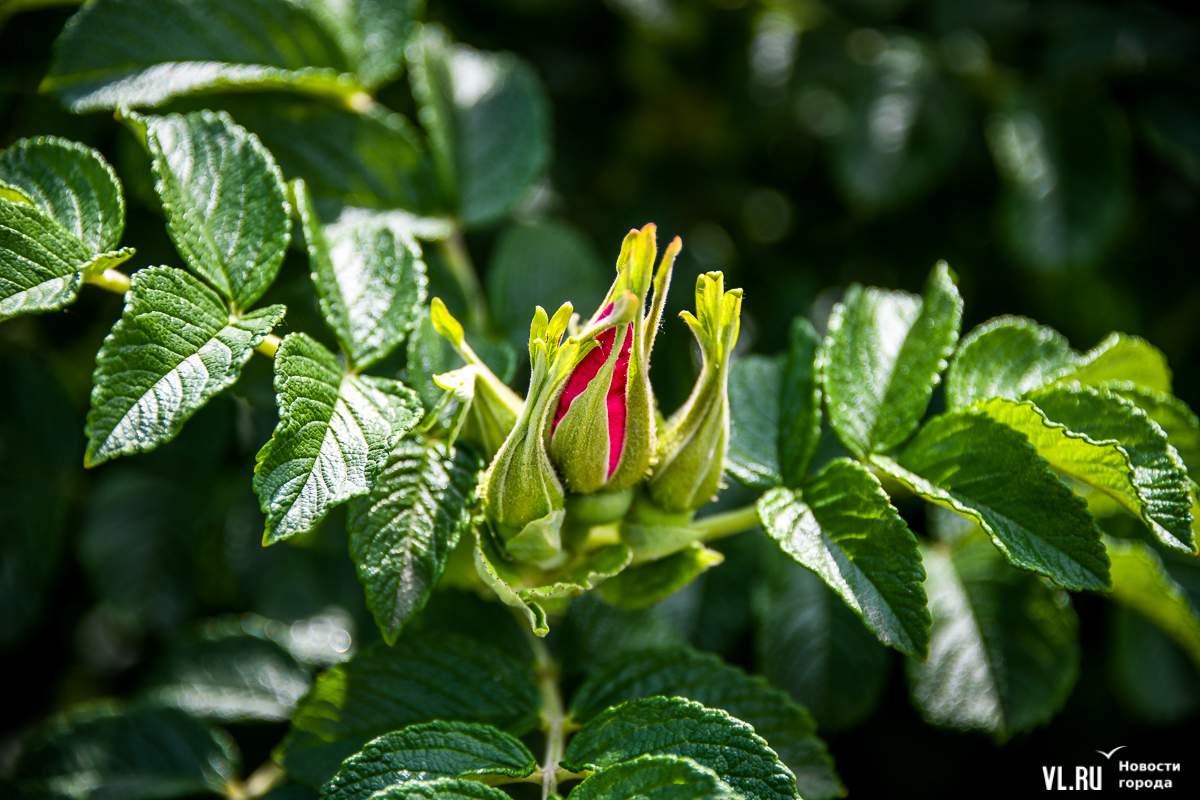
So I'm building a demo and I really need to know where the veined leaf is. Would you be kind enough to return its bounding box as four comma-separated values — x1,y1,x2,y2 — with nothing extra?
945,316,1080,410
823,262,961,457
569,647,844,800
597,544,722,611
85,266,284,466
1105,535,1200,668
1067,332,1172,393
322,722,537,800
879,410,1111,591
140,110,290,309
472,527,549,637
727,319,823,490
370,779,512,800
142,624,310,723
754,550,890,734
1029,383,1194,552
975,395,1192,555
347,438,483,645
562,696,799,800
292,0,421,87
43,0,364,112
408,26,551,228
253,333,421,544
14,702,239,799
0,135,124,252
277,633,540,787
1099,382,1200,477
297,181,428,368
0,137,133,319
758,458,929,658
907,534,1080,741
235,98,441,212
570,756,737,800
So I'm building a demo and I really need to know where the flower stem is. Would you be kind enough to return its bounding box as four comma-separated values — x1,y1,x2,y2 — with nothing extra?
531,634,567,800
692,503,760,541
438,230,492,333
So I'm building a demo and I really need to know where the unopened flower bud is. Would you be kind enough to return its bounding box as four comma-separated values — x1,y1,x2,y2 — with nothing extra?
646,272,742,513
550,224,680,499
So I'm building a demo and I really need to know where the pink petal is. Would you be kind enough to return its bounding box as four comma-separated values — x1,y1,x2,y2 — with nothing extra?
605,327,632,478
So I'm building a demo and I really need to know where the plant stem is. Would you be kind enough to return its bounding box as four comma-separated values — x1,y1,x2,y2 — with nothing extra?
692,503,760,541
531,634,566,800
82,266,281,358
225,761,284,799
438,230,492,333
83,267,131,294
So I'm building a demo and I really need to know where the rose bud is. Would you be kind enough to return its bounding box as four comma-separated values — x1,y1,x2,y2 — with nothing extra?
646,271,743,513
483,299,636,564
549,224,680,508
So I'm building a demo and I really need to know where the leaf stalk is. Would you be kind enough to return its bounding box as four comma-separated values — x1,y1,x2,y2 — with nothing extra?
691,502,760,541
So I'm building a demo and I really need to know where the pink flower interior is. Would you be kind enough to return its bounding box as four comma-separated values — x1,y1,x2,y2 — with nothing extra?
552,305,631,478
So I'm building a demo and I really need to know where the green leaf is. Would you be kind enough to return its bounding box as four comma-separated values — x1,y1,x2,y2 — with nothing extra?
1102,383,1200,476
14,702,239,799
347,438,483,645
142,624,310,723
0,136,124,252
562,697,799,800
945,316,1080,411
292,0,420,88
140,110,290,309
727,319,823,490
754,550,890,734
234,98,441,212
1029,383,1194,552
598,544,723,611
369,779,512,800
486,221,607,348
1066,332,1172,393
907,534,1081,741
297,180,428,367
822,262,961,457
975,395,1193,555
253,333,421,543
558,593,686,677
758,458,929,658
323,722,537,800
408,26,552,228
569,756,737,800
569,647,844,800
84,266,284,466
0,197,87,317
43,0,364,112
879,410,1111,591
1104,535,1200,668
277,633,540,787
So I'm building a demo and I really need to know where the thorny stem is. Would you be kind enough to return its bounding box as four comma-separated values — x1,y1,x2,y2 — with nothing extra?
530,634,567,800
438,230,492,333
692,503,760,541
84,267,282,358
225,761,284,799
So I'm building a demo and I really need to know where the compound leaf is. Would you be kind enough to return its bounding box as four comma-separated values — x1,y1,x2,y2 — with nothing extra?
569,647,843,800
85,266,284,466
408,26,551,228
253,333,421,544
43,0,362,112
597,544,722,612
14,702,239,799
1105,535,1200,668
1102,383,1200,476
823,262,961,457
347,438,483,645
1030,383,1194,552
569,756,737,800
1067,332,1172,393
727,354,783,490
370,780,512,800
907,534,1080,741
297,180,428,368
141,110,290,309
322,722,536,800
945,316,1080,411
293,0,420,88
0,198,91,320
758,458,929,659
277,633,540,787
562,696,799,800
880,410,1110,591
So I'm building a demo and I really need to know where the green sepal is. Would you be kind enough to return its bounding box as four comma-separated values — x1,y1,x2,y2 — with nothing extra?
597,544,723,611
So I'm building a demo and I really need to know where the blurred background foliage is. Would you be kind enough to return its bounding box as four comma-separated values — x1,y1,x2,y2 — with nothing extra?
2,0,1199,796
